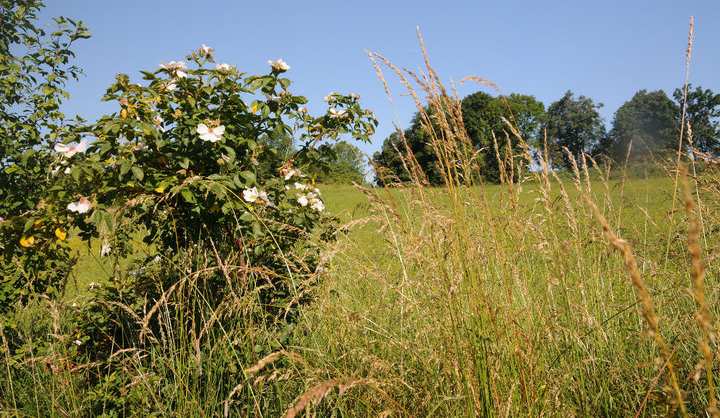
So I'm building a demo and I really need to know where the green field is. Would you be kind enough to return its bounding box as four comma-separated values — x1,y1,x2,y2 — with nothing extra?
10,169,720,416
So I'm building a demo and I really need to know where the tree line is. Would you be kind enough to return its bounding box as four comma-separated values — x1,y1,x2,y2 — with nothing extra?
372,85,720,185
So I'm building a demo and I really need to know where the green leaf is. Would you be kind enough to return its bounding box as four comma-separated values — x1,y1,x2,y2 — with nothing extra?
4,165,19,174
120,161,131,176
180,188,196,204
131,166,144,181
240,171,256,185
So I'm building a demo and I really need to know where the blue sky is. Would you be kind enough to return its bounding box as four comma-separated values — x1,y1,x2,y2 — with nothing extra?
42,0,719,158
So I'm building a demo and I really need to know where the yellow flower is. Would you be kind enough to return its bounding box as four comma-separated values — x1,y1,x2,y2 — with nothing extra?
55,227,67,241
33,219,43,228
154,184,166,193
19,236,35,248
250,102,258,113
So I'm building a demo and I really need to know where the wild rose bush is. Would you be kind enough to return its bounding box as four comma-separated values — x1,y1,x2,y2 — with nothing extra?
1,4,377,409
49,46,376,375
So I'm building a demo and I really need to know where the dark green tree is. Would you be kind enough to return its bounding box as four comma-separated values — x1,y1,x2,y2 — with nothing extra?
466,93,545,182
309,140,367,184
372,131,409,185
596,90,678,162
544,91,605,170
372,107,445,185
373,92,546,185
673,84,720,155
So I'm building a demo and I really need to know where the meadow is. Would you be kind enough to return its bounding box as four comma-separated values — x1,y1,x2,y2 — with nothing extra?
54,171,718,416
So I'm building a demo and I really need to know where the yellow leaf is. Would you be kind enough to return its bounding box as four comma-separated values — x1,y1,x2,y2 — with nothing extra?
20,236,35,248
154,185,166,193
55,227,67,241
120,108,128,119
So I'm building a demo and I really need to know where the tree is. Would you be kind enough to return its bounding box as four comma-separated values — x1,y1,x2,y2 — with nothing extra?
544,91,605,170
596,90,678,162
373,92,546,185
372,131,410,185
0,0,89,313
673,84,720,155
309,140,367,184
467,93,545,182
372,106,445,185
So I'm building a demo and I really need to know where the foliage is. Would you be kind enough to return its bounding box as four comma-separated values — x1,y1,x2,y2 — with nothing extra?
306,140,367,184
39,47,375,413
596,89,678,162
373,91,546,185
462,92,546,182
372,131,412,185
544,90,605,170
673,84,720,155
0,0,89,316
373,106,443,185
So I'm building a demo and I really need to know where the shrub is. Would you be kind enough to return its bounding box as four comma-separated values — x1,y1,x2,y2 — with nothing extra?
46,47,377,413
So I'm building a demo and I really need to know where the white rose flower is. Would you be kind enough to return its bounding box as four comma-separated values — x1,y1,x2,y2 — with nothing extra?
67,196,92,214
199,44,214,57
268,58,290,72
64,167,72,175
196,123,226,142
73,339,82,346
243,187,260,203
310,198,325,212
293,182,308,191
54,139,90,158
160,60,187,78
165,81,177,92
328,108,347,119
323,92,338,102
100,242,111,257
215,63,233,72
283,168,301,180
297,194,309,207
243,187,272,205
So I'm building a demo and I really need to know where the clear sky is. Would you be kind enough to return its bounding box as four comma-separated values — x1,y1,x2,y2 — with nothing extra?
42,0,719,158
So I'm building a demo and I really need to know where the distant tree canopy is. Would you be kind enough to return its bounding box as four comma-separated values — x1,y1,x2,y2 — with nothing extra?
372,92,546,185
595,90,679,162
544,91,605,170
674,84,720,155
306,140,367,184
372,85,720,186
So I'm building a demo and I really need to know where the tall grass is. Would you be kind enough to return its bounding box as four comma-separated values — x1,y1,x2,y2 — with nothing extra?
291,26,720,416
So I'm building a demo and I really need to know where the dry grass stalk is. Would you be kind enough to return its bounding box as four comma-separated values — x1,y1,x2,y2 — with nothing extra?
283,378,378,418
680,165,718,416
667,16,696,261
